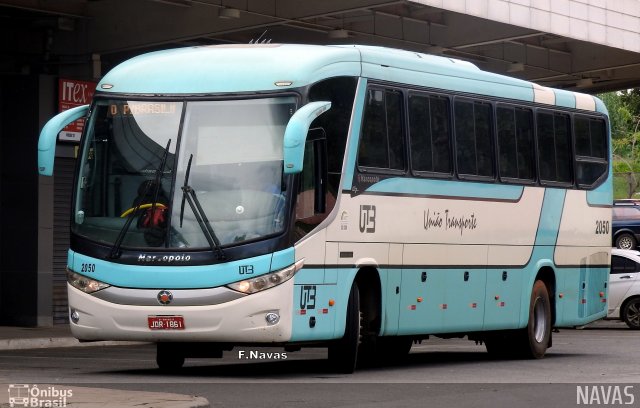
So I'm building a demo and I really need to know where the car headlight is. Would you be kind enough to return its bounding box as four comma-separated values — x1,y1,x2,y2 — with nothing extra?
226,259,304,294
67,268,110,293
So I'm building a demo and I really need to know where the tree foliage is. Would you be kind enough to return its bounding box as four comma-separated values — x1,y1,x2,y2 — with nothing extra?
600,90,640,198
620,89,640,116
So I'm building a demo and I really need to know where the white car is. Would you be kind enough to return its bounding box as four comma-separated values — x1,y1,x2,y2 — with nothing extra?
608,249,640,329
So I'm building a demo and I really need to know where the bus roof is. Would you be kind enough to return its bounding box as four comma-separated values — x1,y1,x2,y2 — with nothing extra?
97,43,604,112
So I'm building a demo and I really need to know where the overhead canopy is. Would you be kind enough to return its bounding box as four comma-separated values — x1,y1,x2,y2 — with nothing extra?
1,0,639,93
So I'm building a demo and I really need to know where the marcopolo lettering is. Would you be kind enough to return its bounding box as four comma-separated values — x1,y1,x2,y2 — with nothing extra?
137,254,191,263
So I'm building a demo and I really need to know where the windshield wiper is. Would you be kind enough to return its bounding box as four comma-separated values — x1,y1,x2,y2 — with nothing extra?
179,154,226,260
109,139,171,259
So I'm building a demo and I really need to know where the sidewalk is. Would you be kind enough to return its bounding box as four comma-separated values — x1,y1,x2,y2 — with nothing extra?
1,385,210,408
0,326,210,408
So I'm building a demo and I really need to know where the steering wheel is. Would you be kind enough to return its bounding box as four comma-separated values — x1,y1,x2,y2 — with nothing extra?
120,203,167,218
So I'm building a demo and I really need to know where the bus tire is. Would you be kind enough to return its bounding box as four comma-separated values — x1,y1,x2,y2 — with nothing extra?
519,280,552,359
328,282,361,374
156,343,185,371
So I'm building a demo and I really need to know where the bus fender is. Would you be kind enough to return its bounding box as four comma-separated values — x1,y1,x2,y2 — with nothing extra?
331,266,382,339
519,259,556,327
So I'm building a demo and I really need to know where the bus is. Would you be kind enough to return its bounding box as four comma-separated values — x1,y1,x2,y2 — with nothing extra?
38,44,612,373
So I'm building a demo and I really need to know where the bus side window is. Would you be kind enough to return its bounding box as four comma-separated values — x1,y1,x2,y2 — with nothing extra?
454,99,494,178
358,88,405,171
497,105,534,182
537,111,573,185
409,93,452,176
574,115,607,187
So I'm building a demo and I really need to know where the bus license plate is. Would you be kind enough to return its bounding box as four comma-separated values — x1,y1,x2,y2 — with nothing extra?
148,316,185,330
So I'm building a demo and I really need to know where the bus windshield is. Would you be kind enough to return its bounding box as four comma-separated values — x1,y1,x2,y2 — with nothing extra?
72,96,296,250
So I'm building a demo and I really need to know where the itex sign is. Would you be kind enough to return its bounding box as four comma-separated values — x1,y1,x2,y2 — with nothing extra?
58,79,95,142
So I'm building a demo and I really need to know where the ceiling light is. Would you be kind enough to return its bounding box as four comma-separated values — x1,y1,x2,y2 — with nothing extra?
219,7,240,19
328,29,349,39
507,62,525,73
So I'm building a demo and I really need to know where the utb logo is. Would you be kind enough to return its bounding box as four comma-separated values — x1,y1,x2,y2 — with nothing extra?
359,205,376,233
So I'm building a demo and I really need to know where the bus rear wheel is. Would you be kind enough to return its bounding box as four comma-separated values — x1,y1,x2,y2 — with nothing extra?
328,282,361,373
156,343,185,372
485,280,551,359
519,280,551,359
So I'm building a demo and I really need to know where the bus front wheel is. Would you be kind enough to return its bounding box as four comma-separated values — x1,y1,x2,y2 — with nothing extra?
328,282,361,373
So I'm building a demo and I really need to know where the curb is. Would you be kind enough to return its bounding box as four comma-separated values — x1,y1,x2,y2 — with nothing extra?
0,338,146,351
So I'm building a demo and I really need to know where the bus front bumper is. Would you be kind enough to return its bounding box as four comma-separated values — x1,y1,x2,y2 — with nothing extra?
67,279,294,343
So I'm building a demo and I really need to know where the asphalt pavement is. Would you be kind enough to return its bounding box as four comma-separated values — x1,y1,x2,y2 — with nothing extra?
0,325,210,408
0,320,631,408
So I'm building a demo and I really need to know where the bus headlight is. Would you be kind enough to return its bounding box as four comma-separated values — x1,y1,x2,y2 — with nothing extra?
226,259,304,294
67,268,110,293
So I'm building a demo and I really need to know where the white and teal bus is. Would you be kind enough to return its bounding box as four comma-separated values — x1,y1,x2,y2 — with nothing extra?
38,44,611,373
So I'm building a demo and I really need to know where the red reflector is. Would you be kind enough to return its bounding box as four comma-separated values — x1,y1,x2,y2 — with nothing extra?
499,302,505,307
299,310,306,315
470,303,477,308
441,304,447,310
581,299,586,304
410,305,416,310
601,299,607,303
322,308,329,314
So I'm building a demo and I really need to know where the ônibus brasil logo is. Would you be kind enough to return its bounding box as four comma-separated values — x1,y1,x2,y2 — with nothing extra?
7,384,72,407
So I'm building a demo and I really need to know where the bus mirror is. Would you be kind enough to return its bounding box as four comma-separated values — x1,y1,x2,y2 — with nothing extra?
38,104,89,176
283,101,331,174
